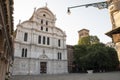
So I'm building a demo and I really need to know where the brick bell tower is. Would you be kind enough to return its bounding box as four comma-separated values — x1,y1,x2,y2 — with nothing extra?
106,0,120,62
78,28,89,39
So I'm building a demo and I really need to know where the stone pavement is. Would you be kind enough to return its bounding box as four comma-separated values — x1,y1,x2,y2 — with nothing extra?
11,71,120,80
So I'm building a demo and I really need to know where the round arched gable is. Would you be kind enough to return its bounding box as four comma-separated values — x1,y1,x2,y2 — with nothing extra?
35,7,55,20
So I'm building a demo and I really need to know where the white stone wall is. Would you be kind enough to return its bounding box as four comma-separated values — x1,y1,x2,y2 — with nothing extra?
13,7,68,75
47,60,68,74
13,58,68,75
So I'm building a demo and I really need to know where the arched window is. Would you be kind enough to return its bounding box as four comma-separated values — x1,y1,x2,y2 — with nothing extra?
24,32,28,41
22,48,24,57
41,19,43,24
47,37,50,45
43,36,46,44
57,52,59,60
59,53,62,60
41,26,43,30
25,48,27,57
58,52,62,60
38,35,41,44
58,39,61,47
46,28,48,31
21,48,27,57
46,21,48,25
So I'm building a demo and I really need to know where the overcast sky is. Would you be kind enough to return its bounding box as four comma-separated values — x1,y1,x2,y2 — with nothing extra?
14,0,112,45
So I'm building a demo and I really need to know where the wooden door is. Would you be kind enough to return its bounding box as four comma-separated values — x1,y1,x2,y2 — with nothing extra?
40,62,47,73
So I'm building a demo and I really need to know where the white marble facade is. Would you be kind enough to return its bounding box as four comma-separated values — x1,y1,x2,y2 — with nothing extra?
13,6,68,75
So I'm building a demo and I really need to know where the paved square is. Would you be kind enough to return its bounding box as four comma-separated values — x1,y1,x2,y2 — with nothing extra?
12,71,120,80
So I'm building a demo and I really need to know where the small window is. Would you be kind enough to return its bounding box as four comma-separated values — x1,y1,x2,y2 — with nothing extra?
24,33,28,41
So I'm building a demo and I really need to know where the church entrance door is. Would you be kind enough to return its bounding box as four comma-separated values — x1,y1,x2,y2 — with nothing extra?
40,62,47,73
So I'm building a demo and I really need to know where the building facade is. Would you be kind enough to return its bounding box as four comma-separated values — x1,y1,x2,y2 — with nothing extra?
13,6,68,75
106,0,120,62
0,0,14,80
67,45,74,73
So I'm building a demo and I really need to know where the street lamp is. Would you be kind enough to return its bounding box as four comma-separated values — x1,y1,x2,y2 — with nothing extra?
67,8,71,15
67,1,108,14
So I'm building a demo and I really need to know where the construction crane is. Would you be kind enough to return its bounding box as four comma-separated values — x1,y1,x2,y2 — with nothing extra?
67,1,109,14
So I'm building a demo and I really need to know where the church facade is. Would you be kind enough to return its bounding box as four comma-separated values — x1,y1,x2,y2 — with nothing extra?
13,6,68,75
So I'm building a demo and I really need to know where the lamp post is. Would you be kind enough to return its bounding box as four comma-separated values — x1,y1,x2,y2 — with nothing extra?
67,1,108,14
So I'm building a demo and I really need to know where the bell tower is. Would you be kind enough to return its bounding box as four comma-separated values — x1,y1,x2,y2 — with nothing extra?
78,28,89,39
